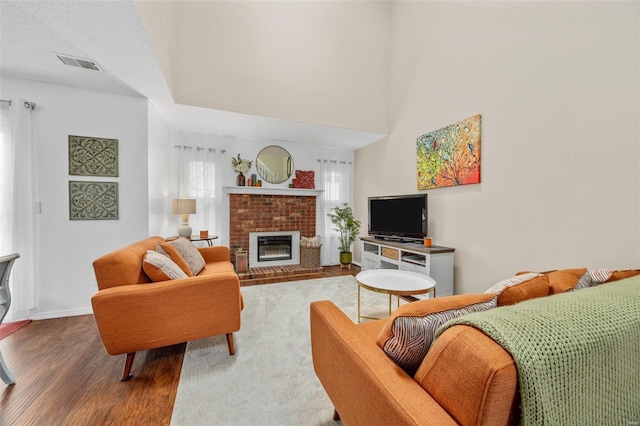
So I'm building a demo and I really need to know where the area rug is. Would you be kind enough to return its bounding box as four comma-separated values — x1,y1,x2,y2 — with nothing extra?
0,319,31,340
171,275,398,425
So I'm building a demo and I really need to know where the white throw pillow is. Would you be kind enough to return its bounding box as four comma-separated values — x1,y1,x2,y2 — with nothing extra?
160,237,206,276
143,250,188,281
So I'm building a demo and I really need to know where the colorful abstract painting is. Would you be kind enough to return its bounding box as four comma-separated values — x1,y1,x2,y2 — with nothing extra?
416,114,481,190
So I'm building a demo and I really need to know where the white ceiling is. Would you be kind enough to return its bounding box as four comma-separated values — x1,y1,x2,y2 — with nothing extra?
0,0,386,150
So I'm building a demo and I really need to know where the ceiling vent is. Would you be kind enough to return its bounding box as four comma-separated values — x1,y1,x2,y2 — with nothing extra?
54,53,101,71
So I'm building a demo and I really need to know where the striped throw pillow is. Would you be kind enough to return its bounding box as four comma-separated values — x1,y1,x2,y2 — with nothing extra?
376,294,497,375
572,268,640,291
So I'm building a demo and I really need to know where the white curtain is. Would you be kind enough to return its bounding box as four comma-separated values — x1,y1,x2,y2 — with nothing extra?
0,99,37,320
174,138,224,243
318,159,353,266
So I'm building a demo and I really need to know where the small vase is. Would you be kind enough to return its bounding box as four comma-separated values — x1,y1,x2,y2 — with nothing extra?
237,172,246,186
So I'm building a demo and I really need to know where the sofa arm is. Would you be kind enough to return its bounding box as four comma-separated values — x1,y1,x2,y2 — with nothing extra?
310,301,457,426
91,272,242,355
414,325,519,426
198,246,230,263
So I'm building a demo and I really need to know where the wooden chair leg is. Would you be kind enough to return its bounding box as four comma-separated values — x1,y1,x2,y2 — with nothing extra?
226,333,236,356
120,352,135,381
332,409,340,421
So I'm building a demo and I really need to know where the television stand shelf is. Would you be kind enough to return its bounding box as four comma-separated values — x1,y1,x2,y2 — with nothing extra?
360,236,455,298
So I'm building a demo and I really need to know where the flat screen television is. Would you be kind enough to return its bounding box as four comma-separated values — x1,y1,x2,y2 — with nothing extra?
368,194,427,242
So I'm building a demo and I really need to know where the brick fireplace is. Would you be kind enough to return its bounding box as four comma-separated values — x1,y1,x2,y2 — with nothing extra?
228,192,317,269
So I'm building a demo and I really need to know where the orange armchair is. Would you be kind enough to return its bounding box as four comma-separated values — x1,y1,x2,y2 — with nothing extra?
91,237,243,380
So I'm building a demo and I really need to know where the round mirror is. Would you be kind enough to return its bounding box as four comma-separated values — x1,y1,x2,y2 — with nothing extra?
256,145,293,184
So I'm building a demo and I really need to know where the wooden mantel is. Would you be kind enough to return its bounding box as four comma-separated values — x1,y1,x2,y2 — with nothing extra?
223,186,324,197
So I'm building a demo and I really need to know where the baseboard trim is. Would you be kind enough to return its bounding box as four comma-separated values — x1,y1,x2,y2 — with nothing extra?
30,307,94,321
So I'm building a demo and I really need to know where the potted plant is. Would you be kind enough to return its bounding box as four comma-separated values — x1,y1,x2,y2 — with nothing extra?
327,203,361,267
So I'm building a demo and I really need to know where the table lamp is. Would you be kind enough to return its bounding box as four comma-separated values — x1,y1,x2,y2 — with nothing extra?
172,198,196,238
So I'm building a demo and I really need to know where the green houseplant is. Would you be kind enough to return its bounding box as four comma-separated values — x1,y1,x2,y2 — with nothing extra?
327,203,361,266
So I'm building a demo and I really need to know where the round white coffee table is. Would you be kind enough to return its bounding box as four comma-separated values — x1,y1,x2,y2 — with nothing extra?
356,269,436,322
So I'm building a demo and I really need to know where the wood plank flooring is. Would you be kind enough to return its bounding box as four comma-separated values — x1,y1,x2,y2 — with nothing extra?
0,265,359,425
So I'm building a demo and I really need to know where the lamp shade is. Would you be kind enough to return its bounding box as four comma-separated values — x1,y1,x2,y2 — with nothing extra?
172,198,196,215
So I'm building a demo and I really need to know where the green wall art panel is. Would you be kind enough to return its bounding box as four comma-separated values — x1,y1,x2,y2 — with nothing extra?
416,114,481,190
68,135,118,177
69,181,119,220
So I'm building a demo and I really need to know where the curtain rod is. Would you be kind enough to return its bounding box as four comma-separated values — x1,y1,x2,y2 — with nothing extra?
173,144,226,154
0,99,36,110
317,159,352,165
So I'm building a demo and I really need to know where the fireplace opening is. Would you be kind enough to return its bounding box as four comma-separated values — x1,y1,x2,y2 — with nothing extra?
257,235,292,263
249,231,300,268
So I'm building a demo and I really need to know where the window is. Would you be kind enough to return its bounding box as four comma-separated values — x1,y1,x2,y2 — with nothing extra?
319,159,353,265
175,142,223,241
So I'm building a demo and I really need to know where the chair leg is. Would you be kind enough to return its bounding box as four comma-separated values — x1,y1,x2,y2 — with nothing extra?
0,350,15,385
226,333,235,356
120,352,135,381
332,409,340,421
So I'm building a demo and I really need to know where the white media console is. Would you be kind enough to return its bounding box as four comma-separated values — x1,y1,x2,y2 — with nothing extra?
360,236,455,298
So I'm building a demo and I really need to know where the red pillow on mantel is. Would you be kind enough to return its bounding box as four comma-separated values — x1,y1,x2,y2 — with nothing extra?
294,170,315,189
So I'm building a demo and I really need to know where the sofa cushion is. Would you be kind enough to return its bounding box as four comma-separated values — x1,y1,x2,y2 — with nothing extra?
484,272,549,306
159,238,206,276
376,294,497,375
547,268,587,294
199,261,236,275
572,268,640,291
606,269,640,281
156,243,193,277
142,250,188,282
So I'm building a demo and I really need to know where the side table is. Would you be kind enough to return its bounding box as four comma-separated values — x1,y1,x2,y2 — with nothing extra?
166,235,219,247
356,269,436,323
189,235,218,247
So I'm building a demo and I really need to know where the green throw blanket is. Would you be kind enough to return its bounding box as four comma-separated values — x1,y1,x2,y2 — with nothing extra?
436,276,640,425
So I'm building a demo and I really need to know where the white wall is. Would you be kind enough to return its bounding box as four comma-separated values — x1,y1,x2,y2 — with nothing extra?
137,0,391,134
148,101,173,237
1,77,149,319
0,76,352,319
355,1,640,294
170,130,354,247
134,0,177,96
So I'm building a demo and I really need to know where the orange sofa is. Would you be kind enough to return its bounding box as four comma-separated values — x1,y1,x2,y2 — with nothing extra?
92,236,243,380
310,268,640,425
310,301,518,426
